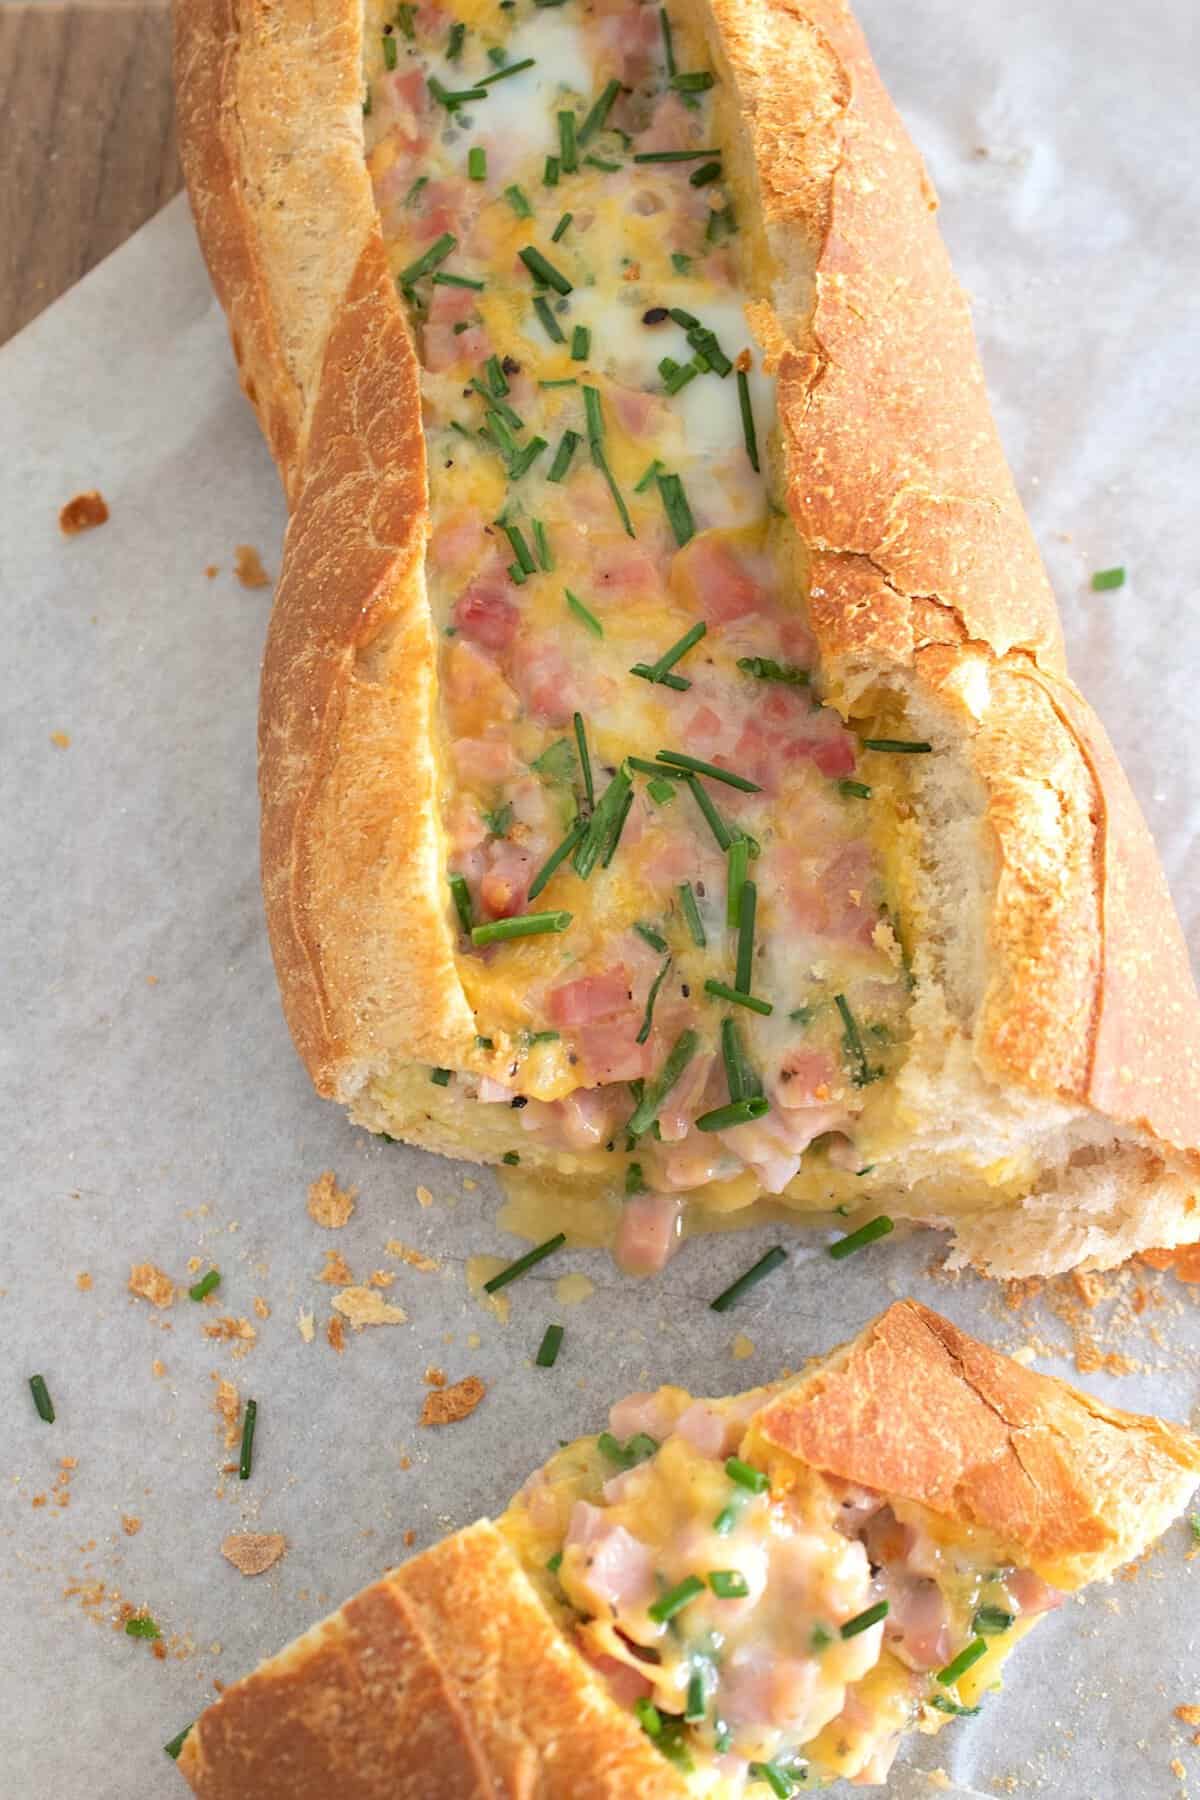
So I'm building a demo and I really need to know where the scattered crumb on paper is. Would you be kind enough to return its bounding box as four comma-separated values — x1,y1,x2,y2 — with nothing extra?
129,1263,175,1309
415,1186,434,1209
297,1308,315,1342
50,731,71,749
385,1239,439,1273
122,1517,142,1536
214,1377,241,1447
307,1171,357,1228
732,1333,755,1361
421,1376,486,1427
75,1272,92,1292
59,490,109,534
327,1316,346,1354
233,544,271,589
221,1532,287,1577
331,1288,407,1330
317,1250,354,1286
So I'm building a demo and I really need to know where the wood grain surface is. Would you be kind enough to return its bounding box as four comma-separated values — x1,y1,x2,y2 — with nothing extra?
0,1,181,346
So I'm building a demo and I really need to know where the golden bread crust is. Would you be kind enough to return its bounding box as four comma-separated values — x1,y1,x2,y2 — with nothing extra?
755,1300,1200,1587
178,1521,688,1798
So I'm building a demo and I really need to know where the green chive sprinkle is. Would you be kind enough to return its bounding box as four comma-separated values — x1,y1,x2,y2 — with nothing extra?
571,323,590,360
565,589,603,636
432,271,485,290
479,55,534,85
547,429,581,483
397,232,457,286
634,459,664,493
188,1269,220,1302
720,1016,760,1103
502,1151,521,1165
736,656,809,686
547,215,572,249
657,750,759,793
396,3,415,37
937,1636,989,1686
446,19,465,58
928,1694,982,1717
689,160,723,188
536,1323,565,1367
500,520,536,574
573,711,594,807
725,1455,768,1493
533,295,566,344
239,1398,257,1481
519,246,572,294
544,155,560,186
530,519,553,571
504,183,532,218
707,1569,750,1598
735,367,760,472
842,1600,889,1639
726,835,749,929
860,737,932,754
678,881,707,947
709,1242,785,1308
594,445,634,537
748,1760,797,1797
634,147,721,162
628,1029,698,1136
29,1374,54,1423
657,472,695,546
573,764,633,877
672,69,715,92
973,1605,1015,1635
835,992,881,1087
838,779,872,799
598,1429,659,1468
582,384,605,448
449,873,473,932
383,32,398,69
1091,566,1126,591
648,1574,705,1624
713,1497,744,1535
468,145,487,180
635,1697,663,1737
427,77,489,108
430,1066,452,1086
648,620,706,683
164,1726,193,1761
484,1232,567,1293
684,1669,707,1722
579,77,622,144
660,5,677,75
635,921,668,952
631,661,689,690
532,737,577,781
625,1161,646,1195
671,251,692,273
363,86,373,116
734,879,757,993
703,979,772,1016
558,109,578,173
475,1034,494,1049
828,1215,895,1259
509,436,548,481
648,776,677,804
471,911,572,945
686,775,732,851
546,1550,563,1572
696,1095,769,1133
125,1615,161,1640
637,956,672,1045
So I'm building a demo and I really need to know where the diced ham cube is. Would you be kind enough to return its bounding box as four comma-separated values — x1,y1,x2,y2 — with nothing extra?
608,1390,677,1444
1006,1568,1065,1616
614,1193,682,1276
451,736,516,786
547,971,632,1028
453,564,520,653
565,1504,655,1612
672,533,771,626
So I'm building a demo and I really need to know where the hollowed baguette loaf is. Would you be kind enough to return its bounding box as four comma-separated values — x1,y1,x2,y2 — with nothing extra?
174,1302,1200,1794
173,0,1200,1277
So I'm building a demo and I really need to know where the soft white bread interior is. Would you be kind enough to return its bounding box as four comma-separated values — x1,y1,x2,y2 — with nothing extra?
175,1303,1200,1796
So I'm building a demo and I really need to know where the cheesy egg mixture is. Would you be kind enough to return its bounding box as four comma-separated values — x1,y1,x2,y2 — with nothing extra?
364,0,917,1271
501,1385,1063,1791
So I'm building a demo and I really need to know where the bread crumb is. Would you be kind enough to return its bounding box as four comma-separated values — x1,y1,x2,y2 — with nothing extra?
332,1288,408,1330
214,1378,241,1447
1171,1759,1186,1781
399,1455,411,1471
317,1250,355,1286
1176,1706,1200,1726
221,1531,287,1577
462,1175,478,1191
731,1333,755,1361
75,1272,92,1292
59,490,109,534
307,1171,357,1229
204,564,219,578
50,730,71,749
129,1263,175,1309
297,1308,315,1343
327,1315,346,1354
253,1297,270,1320
385,1239,439,1273
1071,1268,1109,1308
122,1516,142,1536
424,1366,447,1388
403,1529,416,1547
420,1375,486,1427
467,1331,481,1349
415,1186,434,1209
234,544,271,589
1010,1344,1038,1366
368,1270,395,1288
204,1317,257,1345
152,1359,167,1378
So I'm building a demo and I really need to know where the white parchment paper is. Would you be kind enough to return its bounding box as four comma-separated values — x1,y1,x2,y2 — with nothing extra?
3,0,1199,1792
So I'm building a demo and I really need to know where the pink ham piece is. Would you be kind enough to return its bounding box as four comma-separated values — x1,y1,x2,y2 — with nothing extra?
881,1572,953,1672
578,1641,654,1708
512,641,580,725
453,565,520,653
673,1400,732,1458
451,736,515,786
565,1504,655,1612
607,1390,677,1444
614,1193,682,1276
423,282,486,371
443,637,519,733
479,841,533,920
576,1016,652,1084
549,1088,618,1151
1007,1569,1065,1616
672,533,771,626
547,971,631,1028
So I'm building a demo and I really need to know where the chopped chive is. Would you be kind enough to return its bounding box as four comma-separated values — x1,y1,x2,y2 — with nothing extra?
736,656,810,686
842,1600,889,1639
860,737,932,754
427,76,489,107
636,956,672,1045
446,19,466,58
1091,565,1126,591
628,756,686,778
713,1497,744,1535
539,377,578,388
471,910,573,945
709,1243,785,1310
500,521,536,573
188,1269,220,1302
532,737,577,781
582,383,605,448
634,148,722,162
838,779,872,799
657,750,760,793
656,472,695,546
696,1095,769,1133
649,620,706,682
628,1029,698,1136
479,55,535,85
720,1016,761,1102
672,70,715,92
625,1161,646,1195
468,145,487,180
449,873,474,932
543,154,561,189
594,445,635,536
432,271,485,291
579,78,622,145
164,1725,193,1761
574,764,633,878
725,1455,768,1494
570,323,590,360
125,1615,161,1640
648,1574,705,1624
565,589,603,636
484,1232,567,1293
649,779,678,803
547,429,581,483
239,1397,257,1481
533,295,566,344
735,367,760,471
679,881,706,947
527,1029,560,1044
396,3,415,37
546,1549,563,1572
748,1761,797,1797
29,1374,54,1423
363,85,373,116
557,109,578,173
431,1066,452,1085
635,921,669,952
706,1569,750,1600
519,246,573,294
937,1637,989,1686
929,1694,982,1717
502,1150,521,1165
835,992,881,1087
973,1605,1015,1635
532,519,553,570
573,711,594,808
660,6,677,76
634,458,665,493
507,562,527,584
706,203,737,244
735,880,757,994
635,1697,663,1737
482,803,512,837
552,212,574,243
685,1669,707,1721
583,153,621,171
536,1323,565,1367
671,251,692,273
685,324,732,376
689,160,723,188
686,775,732,851
662,361,698,396
828,1215,895,1259
396,232,456,286
504,183,533,218
703,979,772,1016
726,835,749,928
383,31,398,69
475,1034,494,1049
473,379,522,426
598,1429,659,1467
